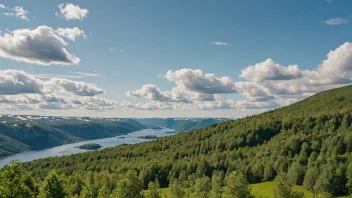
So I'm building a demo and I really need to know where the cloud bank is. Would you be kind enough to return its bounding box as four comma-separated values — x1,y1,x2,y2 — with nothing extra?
127,42,352,110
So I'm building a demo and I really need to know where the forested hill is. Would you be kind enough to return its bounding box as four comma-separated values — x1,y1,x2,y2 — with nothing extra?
135,118,229,131
0,116,146,158
20,85,352,197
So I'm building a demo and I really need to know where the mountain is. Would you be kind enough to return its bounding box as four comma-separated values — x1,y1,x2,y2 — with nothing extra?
135,118,229,131
20,85,352,196
0,116,146,158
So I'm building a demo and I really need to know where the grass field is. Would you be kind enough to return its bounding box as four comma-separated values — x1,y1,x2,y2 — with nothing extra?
144,181,352,198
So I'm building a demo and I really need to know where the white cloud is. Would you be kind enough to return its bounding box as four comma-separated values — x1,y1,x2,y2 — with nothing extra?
127,84,190,103
2,13,14,16
0,26,81,66
12,6,29,21
322,17,350,25
240,59,303,82
211,41,230,46
1,5,30,20
46,78,104,96
0,70,46,95
165,69,237,94
58,3,88,21
196,101,231,110
229,99,278,110
0,70,103,97
72,72,100,77
0,94,118,111
56,27,86,41
190,93,215,101
133,102,175,111
126,41,352,111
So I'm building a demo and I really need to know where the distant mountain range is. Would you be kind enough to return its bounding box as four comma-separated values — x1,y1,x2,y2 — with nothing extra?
0,115,226,158
135,118,229,131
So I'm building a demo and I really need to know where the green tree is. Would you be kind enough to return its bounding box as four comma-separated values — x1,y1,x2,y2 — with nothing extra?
303,166,319,191
0,160,32,198
97,186,110,198
210,171,223,198
193,176,211,198
110,170,143,198
346,162,352,194
169,179,185,198
39,170,66,198
287,161,305,185
273,174,304,198
226,171,253,198
147,179,162,198
263,164,276,181
67,175,84,197
80,186,96,198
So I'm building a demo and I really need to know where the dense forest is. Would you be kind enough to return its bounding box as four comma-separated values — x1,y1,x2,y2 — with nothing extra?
3,85,352,197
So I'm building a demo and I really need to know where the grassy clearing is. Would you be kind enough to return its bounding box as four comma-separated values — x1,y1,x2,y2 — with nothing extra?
144,181,352,198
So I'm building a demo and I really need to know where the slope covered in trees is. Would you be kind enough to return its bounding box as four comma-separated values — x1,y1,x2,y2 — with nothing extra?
7,85,352,197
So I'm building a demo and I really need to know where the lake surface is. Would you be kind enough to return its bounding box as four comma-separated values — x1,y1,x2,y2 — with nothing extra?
0,128,175,168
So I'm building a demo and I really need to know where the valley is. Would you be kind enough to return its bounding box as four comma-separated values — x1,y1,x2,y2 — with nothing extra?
9,84,352,197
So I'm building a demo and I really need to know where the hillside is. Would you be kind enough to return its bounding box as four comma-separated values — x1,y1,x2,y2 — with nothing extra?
0,116,146,158
19,85,352,197
135,118,228,131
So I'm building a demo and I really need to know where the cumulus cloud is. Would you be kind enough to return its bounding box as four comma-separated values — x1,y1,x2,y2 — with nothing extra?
133,102,175,111
0,70,46,95
0,26,81,66
322,17,350,25
190,93,216,101
56,27,86,41
126,41,352,111
46,78,104,96
0,70,103,97
196,101,231,110
127,84,190,103
315,42,352,84
0,69,114,112
0,94,118,111
57,3,88,21
165,69,237,94
229,99,278,110
240,59,303,82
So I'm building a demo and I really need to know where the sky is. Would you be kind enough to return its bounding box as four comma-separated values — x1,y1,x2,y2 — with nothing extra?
1,0,352,118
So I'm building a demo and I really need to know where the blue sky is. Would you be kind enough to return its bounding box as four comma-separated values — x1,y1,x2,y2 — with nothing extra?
1,0,352,117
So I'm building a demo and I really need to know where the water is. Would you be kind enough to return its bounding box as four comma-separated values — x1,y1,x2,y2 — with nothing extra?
0,128,175,168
